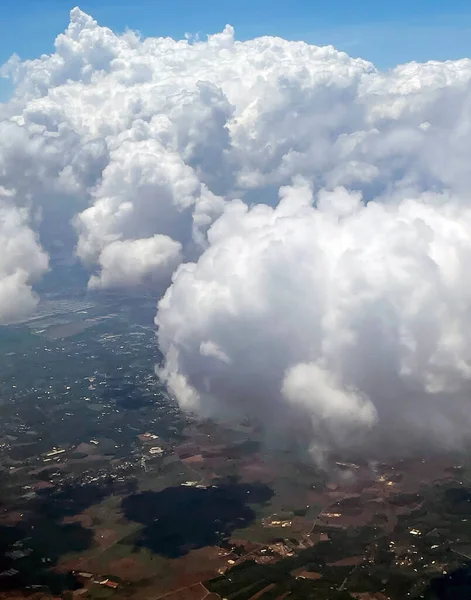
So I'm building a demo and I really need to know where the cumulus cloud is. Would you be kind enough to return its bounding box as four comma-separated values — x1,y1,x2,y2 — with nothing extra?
3,8,471,290
3,8,471,458
157,180,471,461
88,235,182,290
0,200,48,323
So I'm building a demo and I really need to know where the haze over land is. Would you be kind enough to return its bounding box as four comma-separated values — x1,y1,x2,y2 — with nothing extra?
3,7,471,460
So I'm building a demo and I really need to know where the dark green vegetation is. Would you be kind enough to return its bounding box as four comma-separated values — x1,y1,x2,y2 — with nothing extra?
0,477,138,592
427,566,471,600
0,520,90,593
122,481,273,557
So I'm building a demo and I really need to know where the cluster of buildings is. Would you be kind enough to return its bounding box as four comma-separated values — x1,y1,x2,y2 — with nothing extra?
74,571,120,591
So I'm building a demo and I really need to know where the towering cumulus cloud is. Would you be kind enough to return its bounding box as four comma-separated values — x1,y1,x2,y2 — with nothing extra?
157,182,471,461
3,8,471,459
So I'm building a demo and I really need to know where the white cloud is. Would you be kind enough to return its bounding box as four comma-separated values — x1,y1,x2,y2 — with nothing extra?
88,234,182,290
157,180,471,460
0,202,48,324
3,9,471,299
3,9,471,458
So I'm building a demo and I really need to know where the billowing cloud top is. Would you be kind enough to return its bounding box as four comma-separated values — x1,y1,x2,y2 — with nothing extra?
2,8,471,460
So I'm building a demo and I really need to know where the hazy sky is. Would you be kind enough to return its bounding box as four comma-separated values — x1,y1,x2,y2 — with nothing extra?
2,0,471,67
2,0,471,101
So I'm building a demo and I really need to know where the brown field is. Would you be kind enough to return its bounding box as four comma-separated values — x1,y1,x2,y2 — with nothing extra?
153,582,209,600
107,556,155,582
32,480,55,490
291,568,322,580
0,509,25,525
182,454,204,465
308,532,330,544
327,556,363,567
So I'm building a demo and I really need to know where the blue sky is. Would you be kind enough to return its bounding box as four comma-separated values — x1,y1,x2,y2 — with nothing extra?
2,0,471,99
